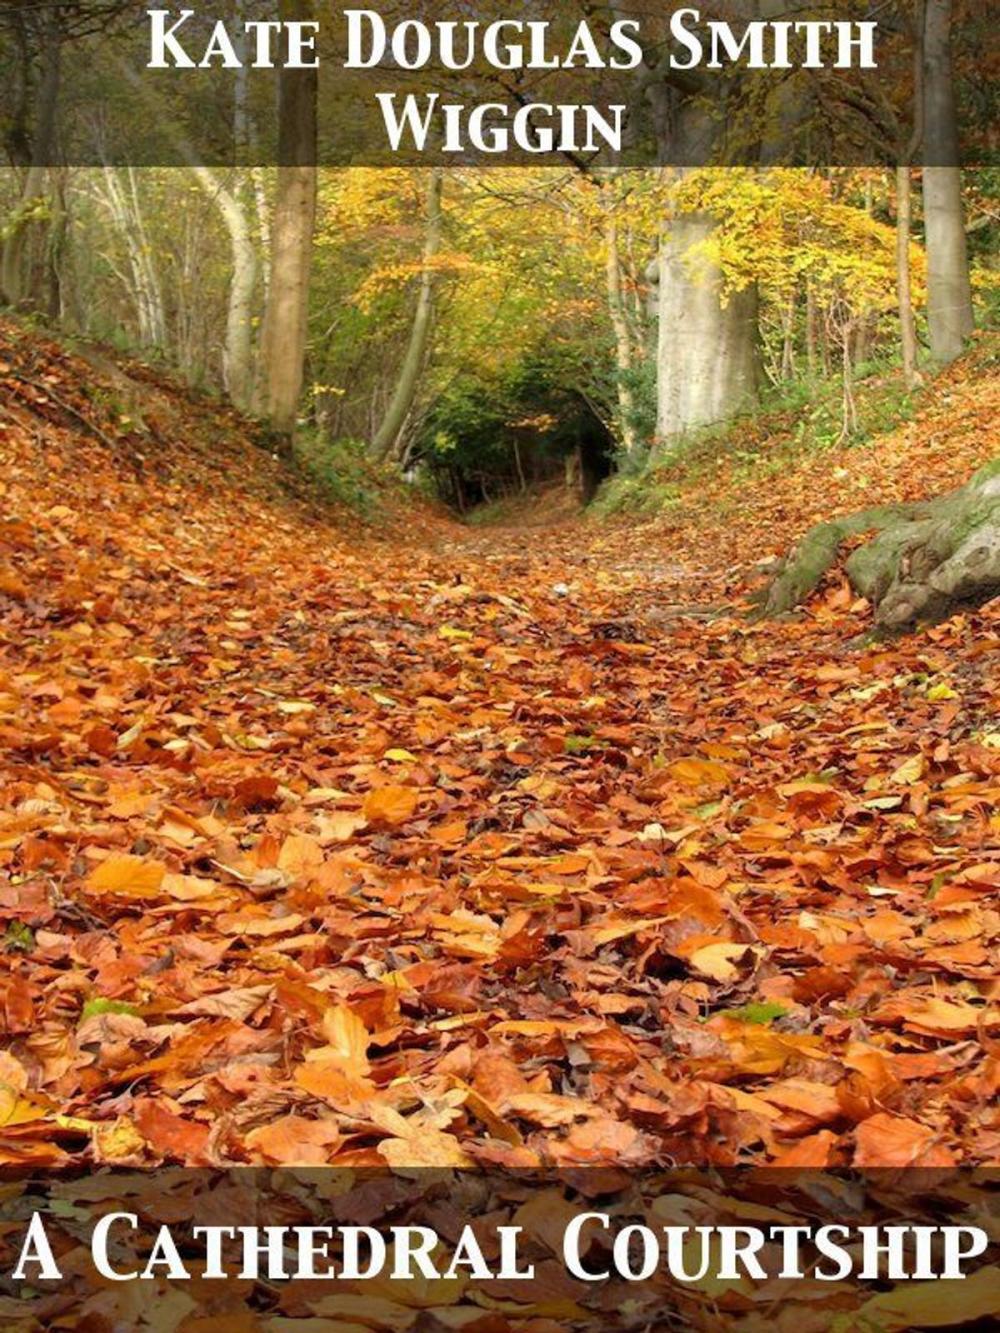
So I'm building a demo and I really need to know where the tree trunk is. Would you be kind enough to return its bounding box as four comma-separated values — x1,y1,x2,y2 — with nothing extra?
896,168,921,387
259,0,317,443
96,167,167,350
805,284,818,378
780,289,796,381
764,459,1000,630
656,212,759,446
259,165,316,438
1,8,61,309
369,168,444,464
114,71,258,401
922,0,974,364
604,209,639,456
193,168,258,411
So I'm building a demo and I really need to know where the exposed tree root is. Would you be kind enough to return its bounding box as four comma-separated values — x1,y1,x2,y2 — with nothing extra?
764,459,1000,629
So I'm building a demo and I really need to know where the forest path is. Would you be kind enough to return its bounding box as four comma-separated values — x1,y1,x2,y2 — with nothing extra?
1,322,997,1173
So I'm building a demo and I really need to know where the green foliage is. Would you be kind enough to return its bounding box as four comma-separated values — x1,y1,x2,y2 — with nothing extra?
719,1002,790,1026
3,921,35,954
784,372,920,454
591,474,681,518
79,997,141,1022
564,733,602,755
613,357,658,465
292,433,380,513
418,342,616,507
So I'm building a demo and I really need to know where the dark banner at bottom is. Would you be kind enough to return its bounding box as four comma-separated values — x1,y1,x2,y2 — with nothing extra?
0,1169,997,1330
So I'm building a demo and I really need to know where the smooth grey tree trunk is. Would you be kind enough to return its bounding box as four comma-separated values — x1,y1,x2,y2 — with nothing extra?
656,212,759,445
259,0,318,442
369,169,444,464
922,0,974,364
896,168,920,388
116,67,259,406
95,167,167,350
604,209,639,456
193,168,258,412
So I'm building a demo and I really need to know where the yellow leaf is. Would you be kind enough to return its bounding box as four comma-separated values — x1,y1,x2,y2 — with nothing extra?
311,1004,372,1079
926,682,958,701
668,757,731,788
54,1114,96,1132
92,1116,146,1163
891,754,925,785
856,1267,1000,1331
0,1083,50,1127
689,942,759,983
86,853,165,897
378,1131,473,1169
385,748,418,763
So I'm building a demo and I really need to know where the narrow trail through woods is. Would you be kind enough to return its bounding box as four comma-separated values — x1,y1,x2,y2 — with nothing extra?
1,323,998,1171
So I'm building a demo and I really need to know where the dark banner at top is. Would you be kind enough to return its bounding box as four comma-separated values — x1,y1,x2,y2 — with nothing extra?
0,1,995,168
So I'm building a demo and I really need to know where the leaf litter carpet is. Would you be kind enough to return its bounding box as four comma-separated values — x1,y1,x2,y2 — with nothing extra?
1,321,998,1179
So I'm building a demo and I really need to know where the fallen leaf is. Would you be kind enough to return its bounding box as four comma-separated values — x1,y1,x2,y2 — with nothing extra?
86,853,165,897
363,785,419,826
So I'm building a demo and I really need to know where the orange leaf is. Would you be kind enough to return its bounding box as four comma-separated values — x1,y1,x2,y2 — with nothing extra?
854,1112,948,1167
378,1130,473,1168
294,1063,375,1112
363,785,419,826
246,1115,341,1165
303,1003,372,1079
668,757,731,788
277,832,324,877
133,1099,210,1163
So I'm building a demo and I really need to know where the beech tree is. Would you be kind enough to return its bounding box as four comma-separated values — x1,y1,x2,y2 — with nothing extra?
369,168,444,463
921,0,975,363
194,169,259,412
258,0,318,441
655,201,760,444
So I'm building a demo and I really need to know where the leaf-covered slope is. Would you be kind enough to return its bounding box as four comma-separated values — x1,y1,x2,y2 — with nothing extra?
0,320,997,1184
631,337,1000,586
